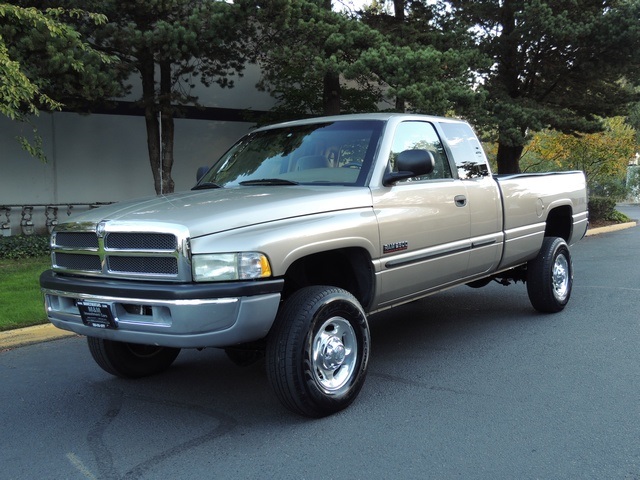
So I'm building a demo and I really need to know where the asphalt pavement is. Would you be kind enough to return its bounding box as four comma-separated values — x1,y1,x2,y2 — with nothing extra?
0,205,639,479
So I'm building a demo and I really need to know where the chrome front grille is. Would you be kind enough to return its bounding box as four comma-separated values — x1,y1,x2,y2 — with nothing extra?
108,256,178,275
51,223,190,282
55,232,99,249
105,232,177,250
54,252,102,271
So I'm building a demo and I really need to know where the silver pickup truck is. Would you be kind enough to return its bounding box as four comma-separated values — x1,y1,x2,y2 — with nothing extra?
40,113,588,417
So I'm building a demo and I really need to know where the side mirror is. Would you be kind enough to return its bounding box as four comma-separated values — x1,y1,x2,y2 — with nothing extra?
383,149,435,186
196,166,210,182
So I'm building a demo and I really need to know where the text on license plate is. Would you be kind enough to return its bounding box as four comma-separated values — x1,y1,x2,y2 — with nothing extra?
77,300,117,329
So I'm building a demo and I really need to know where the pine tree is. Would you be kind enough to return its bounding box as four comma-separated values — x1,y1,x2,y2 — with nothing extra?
448,0,640,173
254,0,384,119
0,3,119,159
78,0,251,194
359,0,483,115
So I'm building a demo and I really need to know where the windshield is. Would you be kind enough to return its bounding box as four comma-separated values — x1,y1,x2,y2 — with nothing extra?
196,120,383,188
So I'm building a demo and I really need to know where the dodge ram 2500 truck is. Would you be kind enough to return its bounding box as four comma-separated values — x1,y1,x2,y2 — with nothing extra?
40,113,588,417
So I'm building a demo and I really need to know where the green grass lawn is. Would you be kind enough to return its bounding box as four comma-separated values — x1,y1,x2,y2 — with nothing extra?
0,256,51,331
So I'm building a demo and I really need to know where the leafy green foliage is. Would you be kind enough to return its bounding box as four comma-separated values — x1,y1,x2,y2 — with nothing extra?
522,117,637,199
0,256,50,330
587,196,630,224
0,235,50,260
3,0,638,187
359,0,485,115
607,209,632,224
588,196,616,221
628,99,640,146
446,0,640,173
254,0,385,119
0,3,119,159
255,0,483,120
74,0,252,194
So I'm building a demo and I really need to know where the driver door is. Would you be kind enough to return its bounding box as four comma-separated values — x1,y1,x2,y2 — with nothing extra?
372,121,471,308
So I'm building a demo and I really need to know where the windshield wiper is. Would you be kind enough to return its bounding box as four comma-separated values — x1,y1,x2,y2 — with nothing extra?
192,182,223,190
239,179,299,186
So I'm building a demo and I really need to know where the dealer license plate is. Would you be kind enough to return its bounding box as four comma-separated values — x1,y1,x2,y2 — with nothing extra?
77,300,117,329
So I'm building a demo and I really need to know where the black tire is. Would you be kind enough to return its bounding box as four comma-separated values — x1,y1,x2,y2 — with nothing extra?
87,337,180,378
527,237,573,313
266,286,371,418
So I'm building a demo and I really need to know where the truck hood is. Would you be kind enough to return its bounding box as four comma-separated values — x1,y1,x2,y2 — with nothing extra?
65,186,374,238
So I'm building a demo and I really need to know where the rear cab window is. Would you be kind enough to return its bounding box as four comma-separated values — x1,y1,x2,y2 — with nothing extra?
438,122,490,179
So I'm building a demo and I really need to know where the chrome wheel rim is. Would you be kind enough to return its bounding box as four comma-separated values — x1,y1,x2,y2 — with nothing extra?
552,253,570,301
311,316,357,394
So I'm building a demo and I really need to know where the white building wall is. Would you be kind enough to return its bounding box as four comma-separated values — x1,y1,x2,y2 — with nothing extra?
0,64,275,235
0,114,256,234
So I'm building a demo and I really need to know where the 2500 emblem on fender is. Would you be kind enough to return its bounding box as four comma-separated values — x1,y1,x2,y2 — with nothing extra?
383,241,408,254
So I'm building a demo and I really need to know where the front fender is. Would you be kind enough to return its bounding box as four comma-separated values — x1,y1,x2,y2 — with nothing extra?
190,208,380,277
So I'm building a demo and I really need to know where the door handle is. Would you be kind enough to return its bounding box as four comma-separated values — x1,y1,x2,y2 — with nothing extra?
454,195,467,207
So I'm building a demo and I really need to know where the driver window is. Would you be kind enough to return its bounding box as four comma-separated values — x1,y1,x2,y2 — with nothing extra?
389,121,452,182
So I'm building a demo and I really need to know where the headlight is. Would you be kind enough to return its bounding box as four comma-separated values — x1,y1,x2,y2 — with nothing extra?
192,252,272,282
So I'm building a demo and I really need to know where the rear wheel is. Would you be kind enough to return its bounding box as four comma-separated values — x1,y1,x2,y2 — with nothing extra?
266,286,370,417
527,237,573,313
87,337,180,378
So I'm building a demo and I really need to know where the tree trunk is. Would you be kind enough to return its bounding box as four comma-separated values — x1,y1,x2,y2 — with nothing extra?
496,142,523,174
323,70,341,115
140,54,164,195
159,61,175,194
144,109,162,195
321,0,340,115
393,0,406,112
393,0,405,20
494,1,523,175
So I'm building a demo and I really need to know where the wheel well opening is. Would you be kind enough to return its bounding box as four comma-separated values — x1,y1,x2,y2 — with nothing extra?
545,206,572,242
282,248,374,310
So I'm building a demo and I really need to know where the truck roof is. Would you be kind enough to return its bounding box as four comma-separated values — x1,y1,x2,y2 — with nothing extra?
253,113,468,132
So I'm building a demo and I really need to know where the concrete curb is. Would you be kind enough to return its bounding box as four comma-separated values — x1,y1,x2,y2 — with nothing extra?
0,324,76,352
1,220,636,352
585,221,637,236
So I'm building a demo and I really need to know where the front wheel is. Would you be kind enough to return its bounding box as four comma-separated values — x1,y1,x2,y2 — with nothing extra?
527,237,573,313
266,286,370,417
87,337,180,378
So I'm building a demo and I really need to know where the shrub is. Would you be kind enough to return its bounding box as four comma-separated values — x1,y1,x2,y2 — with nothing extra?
588,196,630,223
0,235,51,259
589,177,628,202
607,209,631,223
588,196,616,222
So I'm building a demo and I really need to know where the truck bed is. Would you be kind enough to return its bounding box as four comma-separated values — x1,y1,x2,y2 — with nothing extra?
495,171,588,269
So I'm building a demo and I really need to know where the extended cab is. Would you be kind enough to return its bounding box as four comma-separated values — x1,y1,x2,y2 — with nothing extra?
40,113,588,417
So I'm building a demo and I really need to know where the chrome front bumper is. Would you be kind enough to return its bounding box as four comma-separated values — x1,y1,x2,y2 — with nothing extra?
40,270,283,348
